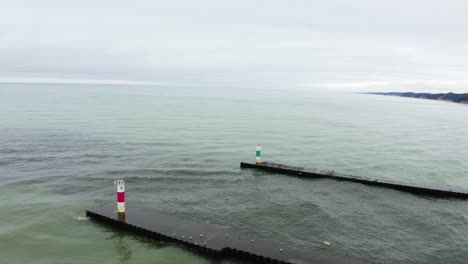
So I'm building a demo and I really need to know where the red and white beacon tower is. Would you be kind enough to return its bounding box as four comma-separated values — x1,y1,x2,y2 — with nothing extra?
115,179,125,213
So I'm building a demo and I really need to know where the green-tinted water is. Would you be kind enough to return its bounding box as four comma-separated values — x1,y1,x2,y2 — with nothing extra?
1,84,467,263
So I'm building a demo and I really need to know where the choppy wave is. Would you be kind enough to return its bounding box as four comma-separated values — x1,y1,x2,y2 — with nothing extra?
106,168,239,177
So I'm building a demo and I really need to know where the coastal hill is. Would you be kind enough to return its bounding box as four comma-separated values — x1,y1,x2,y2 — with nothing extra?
368,92,468,104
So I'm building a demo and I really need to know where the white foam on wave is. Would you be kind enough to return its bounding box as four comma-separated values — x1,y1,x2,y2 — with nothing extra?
74,216,89,221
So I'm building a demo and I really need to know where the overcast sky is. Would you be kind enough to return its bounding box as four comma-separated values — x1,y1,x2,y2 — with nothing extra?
1,0,467,92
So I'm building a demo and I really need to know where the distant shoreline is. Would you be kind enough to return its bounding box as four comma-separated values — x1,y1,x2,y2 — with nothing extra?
367,92,468,104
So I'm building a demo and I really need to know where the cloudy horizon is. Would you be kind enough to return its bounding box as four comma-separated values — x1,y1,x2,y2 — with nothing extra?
1,0,468,92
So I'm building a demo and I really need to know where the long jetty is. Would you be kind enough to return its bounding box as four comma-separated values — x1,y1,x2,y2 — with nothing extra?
240,161,468,198
87,203,357,264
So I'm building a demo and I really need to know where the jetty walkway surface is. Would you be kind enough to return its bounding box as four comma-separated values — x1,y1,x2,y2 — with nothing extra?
241,161,468,198
87,203,357,264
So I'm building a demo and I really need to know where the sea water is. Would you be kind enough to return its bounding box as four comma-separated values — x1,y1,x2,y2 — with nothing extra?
1,83,467,264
